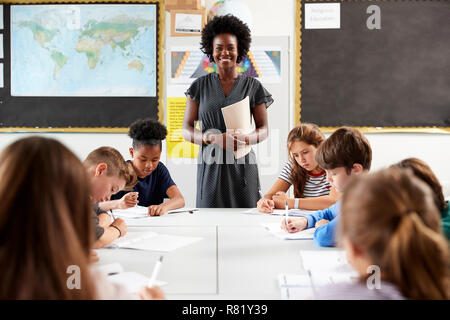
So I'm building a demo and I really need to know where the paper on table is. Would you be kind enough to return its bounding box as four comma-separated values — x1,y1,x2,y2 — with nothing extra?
112,205,198,219
108,272,167,294
108,231,203,252
221,96,252,159
261,222,315,240
244,208,315,217
96,262,125,275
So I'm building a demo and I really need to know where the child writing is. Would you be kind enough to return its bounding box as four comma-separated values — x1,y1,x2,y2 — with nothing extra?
0,137,164,299
257,123,340,213
316,168,449,299
391,158,450,241
83,146,137,248
281,127,372,247
108,118,185,216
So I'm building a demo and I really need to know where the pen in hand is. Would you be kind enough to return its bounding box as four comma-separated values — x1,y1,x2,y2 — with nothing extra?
148,256,164,288
285,201,289,227
258,189,273,212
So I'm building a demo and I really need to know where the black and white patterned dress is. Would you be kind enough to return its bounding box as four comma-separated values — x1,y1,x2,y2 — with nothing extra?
185,73,274,208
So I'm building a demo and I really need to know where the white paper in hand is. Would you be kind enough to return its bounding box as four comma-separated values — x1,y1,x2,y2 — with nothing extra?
221,96,252,159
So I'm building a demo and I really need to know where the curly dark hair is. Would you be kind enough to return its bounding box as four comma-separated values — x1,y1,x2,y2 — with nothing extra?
200,14,251,64
128,118,167,149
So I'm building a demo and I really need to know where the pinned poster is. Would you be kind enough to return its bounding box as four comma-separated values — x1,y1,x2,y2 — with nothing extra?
0,35,3,59
0,64,3,88
167,97,199,158
304,3,340,29
0,5,3,30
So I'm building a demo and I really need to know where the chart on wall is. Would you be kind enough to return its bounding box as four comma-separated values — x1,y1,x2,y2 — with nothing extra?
11,4,157,97
170,46,281,84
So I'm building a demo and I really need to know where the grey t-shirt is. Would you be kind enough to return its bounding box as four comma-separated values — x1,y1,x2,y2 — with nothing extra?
92,203,107,240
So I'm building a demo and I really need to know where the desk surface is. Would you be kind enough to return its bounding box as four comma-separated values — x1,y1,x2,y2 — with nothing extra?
96,209,337,299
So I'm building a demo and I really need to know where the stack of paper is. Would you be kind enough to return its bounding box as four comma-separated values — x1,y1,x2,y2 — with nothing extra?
261,222,315,240
245,208,315,217
107,231,203,252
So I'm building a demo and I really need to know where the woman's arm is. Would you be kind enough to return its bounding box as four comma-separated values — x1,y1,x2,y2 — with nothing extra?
233,103,269,146
182,97,204,145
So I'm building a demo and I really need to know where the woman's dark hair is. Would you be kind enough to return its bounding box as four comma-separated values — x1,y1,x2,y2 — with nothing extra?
129,118,167,149
200,14,251,64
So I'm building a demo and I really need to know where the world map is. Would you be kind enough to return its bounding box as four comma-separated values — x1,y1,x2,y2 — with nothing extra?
11,4,157,97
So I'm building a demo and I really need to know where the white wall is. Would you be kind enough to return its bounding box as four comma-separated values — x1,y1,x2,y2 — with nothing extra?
1,0,449,201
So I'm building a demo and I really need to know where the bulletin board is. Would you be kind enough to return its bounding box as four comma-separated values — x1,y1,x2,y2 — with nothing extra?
295,0,450,133
0,0,165,132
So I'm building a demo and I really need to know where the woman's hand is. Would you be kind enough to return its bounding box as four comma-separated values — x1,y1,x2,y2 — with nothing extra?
210,132,246,152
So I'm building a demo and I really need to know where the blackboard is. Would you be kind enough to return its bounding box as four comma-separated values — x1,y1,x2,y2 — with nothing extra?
298,0,450,128
0,1,163,131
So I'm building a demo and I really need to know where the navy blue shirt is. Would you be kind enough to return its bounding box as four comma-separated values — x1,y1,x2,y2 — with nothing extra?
112,162,176,206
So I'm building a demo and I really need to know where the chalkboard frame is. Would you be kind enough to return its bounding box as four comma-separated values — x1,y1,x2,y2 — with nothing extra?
295,0,450,133
0,0,165,133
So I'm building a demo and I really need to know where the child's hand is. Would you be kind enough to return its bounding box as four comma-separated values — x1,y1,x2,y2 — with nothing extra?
281,217,307,233
111,218,127,237
139,286,165,300
148,204,168,216
257,198,275,213
272,191,288,209
315,219,329,228
118,192,139,209
89,250,99,264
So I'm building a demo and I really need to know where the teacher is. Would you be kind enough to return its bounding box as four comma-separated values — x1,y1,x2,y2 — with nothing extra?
183,14,274,208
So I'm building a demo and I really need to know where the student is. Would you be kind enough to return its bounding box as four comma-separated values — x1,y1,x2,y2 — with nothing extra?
110,118,185,216
257,123,340,213
0,137,164,299
84,146,136,248
391,158,450,240
281,127,372,247
316,168,449,300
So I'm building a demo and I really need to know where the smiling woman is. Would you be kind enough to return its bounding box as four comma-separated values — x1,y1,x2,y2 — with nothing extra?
182,15,274,208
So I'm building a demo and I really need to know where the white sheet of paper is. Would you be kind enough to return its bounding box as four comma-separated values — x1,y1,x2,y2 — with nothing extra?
305,3,340,29
244,208,315,217
0,6,3,30
95,262,125,275
175,13,202,33
221,96,252,159
109,231,203,252
0,35,3,59
108,272,167,294
112,206,198,219
0,64,3,88
261,222,315,240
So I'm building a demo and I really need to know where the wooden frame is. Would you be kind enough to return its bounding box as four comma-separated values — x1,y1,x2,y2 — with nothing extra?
170,7,206,37
0,0,165,133
165,0,201,11
294,0,450,134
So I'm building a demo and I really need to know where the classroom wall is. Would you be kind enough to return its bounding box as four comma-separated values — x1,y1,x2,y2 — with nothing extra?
1,0,449,200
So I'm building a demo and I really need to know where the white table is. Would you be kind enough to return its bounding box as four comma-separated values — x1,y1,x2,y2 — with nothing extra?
96,209,337,299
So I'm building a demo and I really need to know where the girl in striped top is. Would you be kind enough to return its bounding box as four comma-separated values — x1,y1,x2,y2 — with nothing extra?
257,123,340,212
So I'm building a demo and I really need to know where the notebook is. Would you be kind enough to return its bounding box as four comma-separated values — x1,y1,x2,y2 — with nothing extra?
261,222,316,240
106,231,203,252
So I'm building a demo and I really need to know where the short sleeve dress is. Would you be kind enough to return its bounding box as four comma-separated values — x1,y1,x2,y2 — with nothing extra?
185,73,274,208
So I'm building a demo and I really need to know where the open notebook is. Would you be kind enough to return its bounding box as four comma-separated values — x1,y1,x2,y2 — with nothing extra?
106,231,203,252
112,205,198,219
244,208,315,217
261,222,315,240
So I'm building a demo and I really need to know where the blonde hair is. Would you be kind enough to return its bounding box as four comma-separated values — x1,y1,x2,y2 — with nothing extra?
287,123,325,197
84,146,137,189
339,168,449,299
